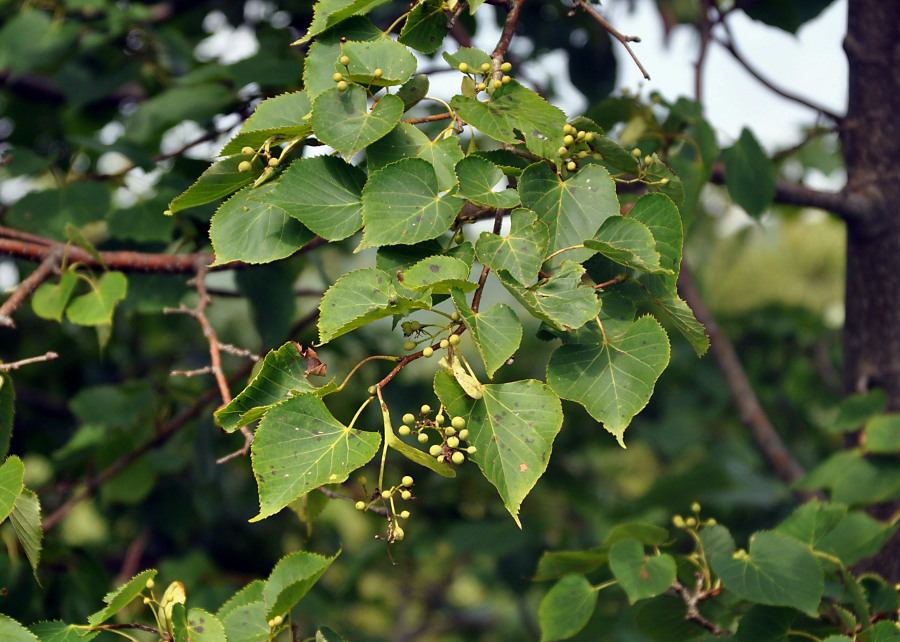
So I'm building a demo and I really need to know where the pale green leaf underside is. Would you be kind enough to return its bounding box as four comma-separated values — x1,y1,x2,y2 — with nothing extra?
359,157,464,250
0,455,24,523
250,394,380,521
451,289,522,379
608,539,677,603
538,574,598,642
255,155,365,241
475,208,549,285
9,488,42,577
88,569,158,625
400,255,475,294
496,261,601,331
312,85,403,158
220,91,312,157
434,372,563,526
216,342,320,433
318,268,431,344
546,315,670,445
585,216,667,274
263,550,339,619
455,155,520,209
210,183,315,266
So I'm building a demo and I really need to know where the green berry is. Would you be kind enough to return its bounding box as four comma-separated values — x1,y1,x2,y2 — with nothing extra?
563,123,576,135
373,68,383,78
417,432,429,444
143,597,151,604
400,510,410,519
436,455,444,463
563,134,575,146
420,404,431,415
492,79,502,89
337,80,349,91
238,160,252,172
452,416,466,430
332,72,343,82
423,346,434,358
393,526,405,540
466,446,477,454
454,232,465,244
440,339,449,349
691,502,701,513
449,334,460,346
401,489,412,500
672,515,685,528
355,500,365,510
434,414,445,425
458,62,469,73
340,55,350,66
358,475,367,485
558,146,569,157
410,320,422,331
686,517,697,528
368,385,378,396
398,425,411,436
381,489,392,499
451,311,460,321
402,475,414,487
447,436,460,448
429,444,442,457
584,132,595,142
500,61,512,72
241,146,255,156
403,413,416,426
403,340,417,351
268,157,279,167
480,62,491,73
458,428,469,440
578,150,588,158
567,161,577,171
501,75,511,84
451,451,465,465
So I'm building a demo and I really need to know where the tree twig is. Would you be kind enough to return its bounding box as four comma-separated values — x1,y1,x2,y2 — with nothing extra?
574,0,650,80
0,352,59,371
318,486,389,517
492,0,523,60
0,250,61,328
671,576,731,636
677,261,806,486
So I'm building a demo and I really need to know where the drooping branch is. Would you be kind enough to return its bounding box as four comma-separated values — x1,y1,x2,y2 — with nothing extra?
677,262,806,486
574,0,650,80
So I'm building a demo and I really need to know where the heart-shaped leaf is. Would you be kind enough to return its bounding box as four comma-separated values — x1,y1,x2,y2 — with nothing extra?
609,539,676,603
475,208,549,285
312,85,403,158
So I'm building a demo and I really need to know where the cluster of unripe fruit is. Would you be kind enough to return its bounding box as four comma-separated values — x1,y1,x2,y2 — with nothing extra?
355,474,415,541
400,312,462,357
558,122,599,172
458,60,513,93
237,144,279,173
671,501,715,531
399,404,476,466
332,54,383,92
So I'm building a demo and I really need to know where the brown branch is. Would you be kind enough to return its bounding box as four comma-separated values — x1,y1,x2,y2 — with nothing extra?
318,486,389,517
470,209,505,313
671,576,731,636
709,163,873,225
0,250,61,328
677,261,807,486
402,113,453,125
713,23,842,122
0,352,59,371
491,0,523,60
695,0,713,101
574,0,650,80
93,622,168,638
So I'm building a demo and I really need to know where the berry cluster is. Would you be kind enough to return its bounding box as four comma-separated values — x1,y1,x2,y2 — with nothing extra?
457,60,513,94
399,404,476,466
400,311,462,357
355,474,415,542
557,122,599,173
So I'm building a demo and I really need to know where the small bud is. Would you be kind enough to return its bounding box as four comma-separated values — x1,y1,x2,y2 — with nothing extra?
429,445,442,457
146,579,155,589
373,68,383,78
452,416,466,430
402,475,414,487
578,151,588,158
393,526,405,540
340,55,350,66
436,455,444,463
458,62,469,73
584,132,595,142
672,514,685,528
271,616,283,627
434,414,445,425
410,320,422,331
466,446,477,454
241,146,255,155
444,426,456,436
420,404,431,415
447,436,460,448
576,130,586,140
691,502,701,513
332,72,344,82
358,476,367,485
440,339,450,349
337,80,349,91
451,451,465,465
367,385,377,396
398,425,411,436
238,160,252,172
355,500,365,510
563,134,575,146
268,157,279,168
706,518,717,526
403,413,416,425
163,209,172,216
685,517,697,528
401,490,412,500
417,432,429,444
458,429,469,440
558,146,569,157
659,177,670,184
381,490,392,499
403,340,417,351
563,124,576,135
449,334,460,346
480,62,491,73
423,347,434,358
492,79,503,89
643,155,652,166
500,62,512,72
400,510,410,519
632,147,641,157
501,75,511,84
566,161,577,171
143,597,152,605
476,82,486,91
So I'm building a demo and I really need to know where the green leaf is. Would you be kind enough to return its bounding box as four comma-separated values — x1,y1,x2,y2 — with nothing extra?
31,270,78,322
721,127,776,217
870,621,900,641
184,609,226,642
255,156,365,241
0,374,13,462
827,389,887,433
29,621,99,642
451,290,522,379
218,581,266,620
710,531,823,613
496,261,601,332
608,539,676,603
533,547,609,582
210,183,315,266
366,122,463,191
250,394,381,521
442,48,492,72
434,372,563,526
701,524,736,559
396,74,429,111
0,455,24,523
303,17,383,100
398,0,449,54
88,569,158,625
169,154,266,214
7,183,110,240
385,419,456,478
585,216,668,274
547,315,671,446
316,627,349,642
591,134,641,173
861,575,899,614
312,85,403,158
297,0,393,44
358,157,464,250
538,574,598,641
605,522,670,546
775,498,846,548
219,91,313,157
475,209,549,285
65,271,127,327
217,343,321,433
0,615,39,642
816,511,898,566
341,39,417,86
455,156,520,209
742,0,834,34
733,605,796,642
9,488,42,578
518,162,619,264
263,550,339,618
318,268,430,344
222,600,268,642
865,414,900,453
400,256,475,294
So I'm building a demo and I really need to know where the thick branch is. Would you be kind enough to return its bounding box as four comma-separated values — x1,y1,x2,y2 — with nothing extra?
678,262,806,486
491,0,523,60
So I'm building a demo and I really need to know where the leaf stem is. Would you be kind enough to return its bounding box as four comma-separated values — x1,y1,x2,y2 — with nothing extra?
542,244,585,265
334,355,400,393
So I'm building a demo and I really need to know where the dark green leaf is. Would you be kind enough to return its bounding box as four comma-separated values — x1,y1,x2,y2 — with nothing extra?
400,256,475,294
0,374,13,462
721,128,776,218
775,498,846,548
263,550,339,618
474,208,549,285
297,0,393,44
219,91,313,157
0,455,24,523
455,156,520,209
828,389,887,433
9,488,42,578
451,290,522,379
496,261,601,332
399,0,449,54
865,414,900,454
367,122,463,191
734,605,796,642
88,569,158,625
608,539,676,603
816,511,898,566
312,85,403,158
538,574,598,641
605,523,669,546
396,74,429,110
533,547,609,582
